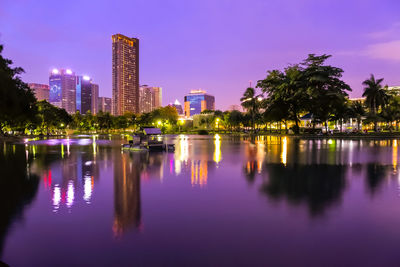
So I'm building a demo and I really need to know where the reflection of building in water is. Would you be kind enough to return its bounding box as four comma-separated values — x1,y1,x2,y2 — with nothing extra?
173,135,218,187
28,143,103,212
191,160,208,187
113,152,141,236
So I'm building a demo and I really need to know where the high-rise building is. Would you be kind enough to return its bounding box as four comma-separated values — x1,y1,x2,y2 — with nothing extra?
49,69,76,113
112,34,139,115
139,85,163,113
153,87,162,108
184,90,215,117
171,99,183,115
139,85,154,113
76,75,93,114
91,84,99,114
98,97,112,113
76,76,99,115
28,83,49,101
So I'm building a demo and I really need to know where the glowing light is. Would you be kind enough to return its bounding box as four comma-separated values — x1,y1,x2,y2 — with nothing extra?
257,96,263,101
66,69,72,75
174,99,181,105
52,68,59,74
83,75,90,81
281,137,287,166
328,139,333,145
157,120,162,125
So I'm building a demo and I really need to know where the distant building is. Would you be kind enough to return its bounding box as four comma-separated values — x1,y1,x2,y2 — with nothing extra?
388,86,400,95
112,34,139,115
98,97,112,113
76,76,99,114
91,84,99,114
49,68,76,113
184,90,215,117
28,83,49,101
153,87,162,108
139,85,162,113
139,85,154,113
171,99,183,115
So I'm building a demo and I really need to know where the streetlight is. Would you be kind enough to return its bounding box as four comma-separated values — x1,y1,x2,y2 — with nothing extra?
215,118,220,132
178,118,184,132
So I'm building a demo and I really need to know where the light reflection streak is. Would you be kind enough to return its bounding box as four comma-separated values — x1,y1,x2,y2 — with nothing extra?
53,185,61,212
83,176,93,203
66,180,75,208
281,137,287,166
214,134,221,164
393,140,398,173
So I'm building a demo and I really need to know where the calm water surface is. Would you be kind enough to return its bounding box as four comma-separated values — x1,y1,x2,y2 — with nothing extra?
1,135,400,266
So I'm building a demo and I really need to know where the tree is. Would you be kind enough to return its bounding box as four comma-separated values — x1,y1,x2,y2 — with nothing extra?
349,101,366,131
0,44,37,134
240,87,262,132
362,74,390,131
302,54,351,132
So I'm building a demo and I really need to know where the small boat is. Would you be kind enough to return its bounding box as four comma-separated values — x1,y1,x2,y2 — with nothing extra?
122,127,175,152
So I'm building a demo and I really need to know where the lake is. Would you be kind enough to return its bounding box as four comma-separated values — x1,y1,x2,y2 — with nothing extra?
1,135,400,266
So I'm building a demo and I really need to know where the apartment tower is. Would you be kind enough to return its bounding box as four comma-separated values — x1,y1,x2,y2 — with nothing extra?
112,34,139,115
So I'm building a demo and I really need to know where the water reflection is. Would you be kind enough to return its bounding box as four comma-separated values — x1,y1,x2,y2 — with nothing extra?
0,143,39,256
243,136,400,216
113,152,142,236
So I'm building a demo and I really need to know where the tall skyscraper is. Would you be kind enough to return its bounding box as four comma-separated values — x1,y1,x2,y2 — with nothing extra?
28,83,49,101
112,34,139,115
184,90,215,117
76,75,93,114
49,69,76,113
98,97,112,113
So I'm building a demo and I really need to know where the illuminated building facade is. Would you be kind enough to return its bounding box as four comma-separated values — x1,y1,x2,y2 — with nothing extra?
139,85,162,113
171,99,183,115
28,83,49,101
91,84,99,114
153,87,162,108
76,76,99,114
184,90,215,117
112,34,139,115
139,85,154,113
49,69,76,114
98,97,112,113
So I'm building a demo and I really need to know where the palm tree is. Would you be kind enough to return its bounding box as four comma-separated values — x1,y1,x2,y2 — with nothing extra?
240,87,262,133
350,101,366,131
362,74,390,131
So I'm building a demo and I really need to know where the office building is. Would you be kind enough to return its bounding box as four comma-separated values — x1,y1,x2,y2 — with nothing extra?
91,84,99,114
98,97,112,113
184,90,215,117
49,69,76,113
171,99,183,115
28,83,49,101
139,85,154,113
112,34,139,115
153,87,162,108
138,85,163,113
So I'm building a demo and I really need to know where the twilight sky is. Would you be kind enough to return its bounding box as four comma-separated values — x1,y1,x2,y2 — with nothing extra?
1,0,400,110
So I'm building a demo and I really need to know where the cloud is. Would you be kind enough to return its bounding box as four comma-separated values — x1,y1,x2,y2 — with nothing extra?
366,22,400,40
363,40,400,61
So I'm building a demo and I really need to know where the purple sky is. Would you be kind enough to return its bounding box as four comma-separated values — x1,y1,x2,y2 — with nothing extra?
1,0,400,110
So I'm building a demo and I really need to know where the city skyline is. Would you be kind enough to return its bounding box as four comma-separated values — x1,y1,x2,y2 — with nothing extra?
1,0,400,110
